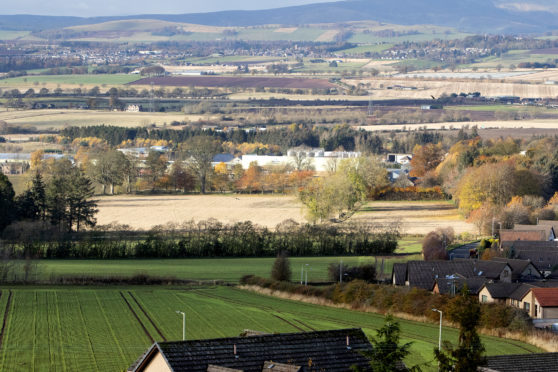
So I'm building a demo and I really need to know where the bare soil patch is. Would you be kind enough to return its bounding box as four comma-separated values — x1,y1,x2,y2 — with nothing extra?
129,76,336,89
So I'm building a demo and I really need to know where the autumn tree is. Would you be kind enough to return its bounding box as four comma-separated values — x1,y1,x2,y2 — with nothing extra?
183,136,221,194
410,143,445,177
169,162,195,193
422,230,449,260
146,150,168,190
237,162,263,194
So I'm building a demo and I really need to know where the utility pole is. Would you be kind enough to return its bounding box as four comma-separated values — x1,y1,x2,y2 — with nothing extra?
339,260,343,283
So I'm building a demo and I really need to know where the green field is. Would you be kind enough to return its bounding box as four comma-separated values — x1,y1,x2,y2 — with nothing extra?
0,74,140,87
0,286,541,371
31,255,421,283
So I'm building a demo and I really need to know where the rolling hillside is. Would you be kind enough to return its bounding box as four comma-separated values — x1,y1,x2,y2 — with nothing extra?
0,0,558,34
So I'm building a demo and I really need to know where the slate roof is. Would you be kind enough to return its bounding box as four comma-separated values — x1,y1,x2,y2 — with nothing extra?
392,263,407,286
483,352,558,372
474,261,509,280
483,282,523,299
531,288,558,307
129,328,373,372
514,250,558,272
490,257,540,280
435,277,487,295
262,361,302,372
501,240,558,251
405,261,477,290
509,283,536,301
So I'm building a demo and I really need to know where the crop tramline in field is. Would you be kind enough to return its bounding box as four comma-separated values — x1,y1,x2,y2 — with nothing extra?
0,287,541,372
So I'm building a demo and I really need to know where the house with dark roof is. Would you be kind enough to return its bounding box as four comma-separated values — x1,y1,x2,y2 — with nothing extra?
482,352,558,372
489,257,541,281
478,282,522,304
402,261,478,290
391,263,407,286
433,277,486,296
500,240,558,252
513,249,558,276
128,328,374,372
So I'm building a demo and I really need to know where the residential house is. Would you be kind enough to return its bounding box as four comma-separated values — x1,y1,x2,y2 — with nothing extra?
478,282,522,304
512,224,555,240
490,257,542,281
483,352,558,372
433,277,486,296
128,328,374,372
398,261,477,290
499,229,550,243
519,287,558,319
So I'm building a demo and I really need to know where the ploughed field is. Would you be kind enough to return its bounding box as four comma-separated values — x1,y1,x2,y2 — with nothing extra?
0,286,541,372
128,75,336,89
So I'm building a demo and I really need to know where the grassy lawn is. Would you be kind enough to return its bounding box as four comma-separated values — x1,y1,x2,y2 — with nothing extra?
0,286,541,371
32,255,420,283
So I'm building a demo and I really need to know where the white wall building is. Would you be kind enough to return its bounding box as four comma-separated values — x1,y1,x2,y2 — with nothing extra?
241,148,361,172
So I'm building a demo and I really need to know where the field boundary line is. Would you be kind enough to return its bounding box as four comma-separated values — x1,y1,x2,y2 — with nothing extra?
0,290,12,349
127,291,166,341
119,291,153,343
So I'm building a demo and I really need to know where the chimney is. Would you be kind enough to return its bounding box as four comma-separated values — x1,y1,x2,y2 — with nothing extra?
346,335,351,350
234,344,238,359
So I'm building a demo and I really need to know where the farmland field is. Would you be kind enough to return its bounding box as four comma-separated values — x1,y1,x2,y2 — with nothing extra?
30,254,420,283
0,109,206,130
354,201,476,235
0,286,541,371
0,74,140,90
96,195,475,235
359,119,558,131
128,76,336,89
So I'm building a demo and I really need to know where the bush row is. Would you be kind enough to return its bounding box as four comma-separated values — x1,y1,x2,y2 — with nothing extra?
2,221,399,259
240,275,532,332
373,186,449,201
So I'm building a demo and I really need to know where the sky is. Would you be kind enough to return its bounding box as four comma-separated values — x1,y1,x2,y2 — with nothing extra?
3,0,339,17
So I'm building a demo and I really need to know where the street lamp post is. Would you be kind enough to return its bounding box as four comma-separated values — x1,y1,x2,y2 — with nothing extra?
305,264,310,286
176,311,185,341
432,308,442,350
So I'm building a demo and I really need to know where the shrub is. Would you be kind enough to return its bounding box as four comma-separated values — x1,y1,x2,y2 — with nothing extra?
271,251,291,282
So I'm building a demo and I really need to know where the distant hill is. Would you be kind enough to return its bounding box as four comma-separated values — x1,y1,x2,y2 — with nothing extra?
1,0,557,34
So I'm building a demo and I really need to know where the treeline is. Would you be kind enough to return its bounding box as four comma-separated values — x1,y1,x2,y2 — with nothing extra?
409,134,558,233
1,220,399,259
59,124,386,153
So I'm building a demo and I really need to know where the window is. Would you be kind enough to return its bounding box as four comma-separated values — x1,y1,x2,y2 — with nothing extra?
535,305,538,317
481,295,487,303
524,302,530,312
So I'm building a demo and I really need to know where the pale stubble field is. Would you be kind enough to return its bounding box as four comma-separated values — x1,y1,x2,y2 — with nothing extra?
95,195,476,234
